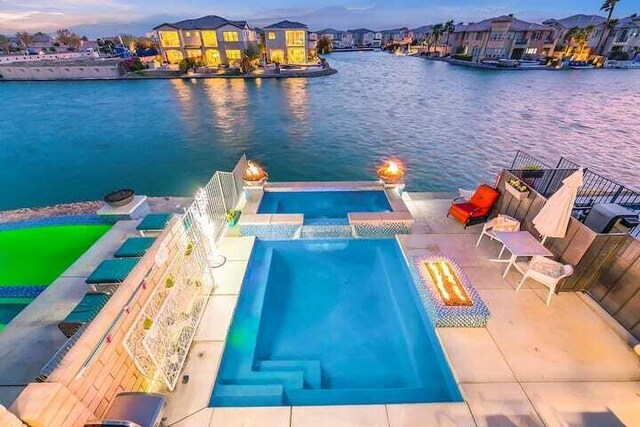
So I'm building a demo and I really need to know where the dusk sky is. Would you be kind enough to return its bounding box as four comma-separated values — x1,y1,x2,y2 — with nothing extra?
0,0,637,36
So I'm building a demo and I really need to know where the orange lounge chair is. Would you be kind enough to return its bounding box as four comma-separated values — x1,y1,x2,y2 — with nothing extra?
448,184,500,228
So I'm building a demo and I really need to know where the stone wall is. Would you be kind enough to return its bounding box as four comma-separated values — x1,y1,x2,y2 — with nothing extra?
0,64,120,80
9,217,188,426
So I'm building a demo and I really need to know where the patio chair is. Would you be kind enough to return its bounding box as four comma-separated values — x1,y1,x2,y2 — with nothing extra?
114,237,156,258
84,392,166,427
476,214,521,255
59,291,111,338
86,258,140,292
136,213,172,236
515,256,574,305
448,184,500,228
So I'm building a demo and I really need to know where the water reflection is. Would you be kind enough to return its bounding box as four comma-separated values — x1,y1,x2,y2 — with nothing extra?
202,79,251,137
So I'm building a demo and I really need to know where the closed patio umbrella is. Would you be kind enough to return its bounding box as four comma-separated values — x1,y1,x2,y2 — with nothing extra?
533,168,584,243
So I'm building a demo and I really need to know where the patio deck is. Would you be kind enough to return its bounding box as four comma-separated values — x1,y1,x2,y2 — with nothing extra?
163,192,640,427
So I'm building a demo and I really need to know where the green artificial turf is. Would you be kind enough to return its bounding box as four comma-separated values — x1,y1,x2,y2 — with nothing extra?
0,224,111,286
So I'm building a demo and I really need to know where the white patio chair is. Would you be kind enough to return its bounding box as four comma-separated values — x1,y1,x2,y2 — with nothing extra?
476,214,521,256
458,188,475,201
515,256,574,305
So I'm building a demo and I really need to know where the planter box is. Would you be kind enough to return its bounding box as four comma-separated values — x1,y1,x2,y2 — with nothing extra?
227,211,241,226
505,183,530,201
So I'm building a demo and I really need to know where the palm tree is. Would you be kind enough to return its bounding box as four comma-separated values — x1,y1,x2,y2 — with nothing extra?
15,31,35,49
565,25,595,59
432,23,444,54
597,0,620,54
443,20,456,54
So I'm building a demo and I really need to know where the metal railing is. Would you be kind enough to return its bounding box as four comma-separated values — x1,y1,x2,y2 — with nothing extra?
509,150,640,238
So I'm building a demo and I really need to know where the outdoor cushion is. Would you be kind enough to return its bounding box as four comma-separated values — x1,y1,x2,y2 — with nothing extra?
86,258,140,284
114,237,156,258
492,214,520,232
469,184,500,209
59,292,111,338
136,213,172,231
449,184,499,225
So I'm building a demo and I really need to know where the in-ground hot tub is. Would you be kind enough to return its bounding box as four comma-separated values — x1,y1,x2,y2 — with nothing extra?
257,190,392,225
239,182,414,238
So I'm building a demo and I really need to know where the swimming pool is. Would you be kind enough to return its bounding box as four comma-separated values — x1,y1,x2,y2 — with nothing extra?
257,191,392,224
210,239,462,406
0,298,32,332
0,224,111,331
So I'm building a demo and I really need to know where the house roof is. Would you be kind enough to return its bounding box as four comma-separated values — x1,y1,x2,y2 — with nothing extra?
614,14,640,29
379,27,409,35
33,33,53,43
348,28,375,34
316,28,342,35
455,15,549,32
265,20,307,29
544,14,606,29
153,15,248,31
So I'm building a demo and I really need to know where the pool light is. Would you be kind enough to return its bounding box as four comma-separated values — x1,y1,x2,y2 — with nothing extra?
377,159,404,184
243,160,268,186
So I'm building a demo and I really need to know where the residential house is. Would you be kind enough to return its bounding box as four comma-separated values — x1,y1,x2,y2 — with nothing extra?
451,15,556,61
317,28,342,49
543,14,607,57
264,20,309,64
349,28,375,47
31,33,54,50
603,14,640,57
380,28,410,45
411,25,434,45
153,15,257,66
372,32,383,47
341,32,355,48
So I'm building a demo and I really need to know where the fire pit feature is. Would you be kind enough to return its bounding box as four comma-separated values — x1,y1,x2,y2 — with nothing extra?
409,255,490,327
243,160,268,186
424,259,473,306
377,159,404,184
103,189,135,207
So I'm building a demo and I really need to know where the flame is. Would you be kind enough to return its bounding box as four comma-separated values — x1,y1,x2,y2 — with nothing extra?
243,160,267,181
377,159,404,183
424,260,473,307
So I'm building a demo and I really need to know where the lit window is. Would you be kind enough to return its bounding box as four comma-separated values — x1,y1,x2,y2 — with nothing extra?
270,49,284,63
186,49,201,59
159,31,180,48
226,49,242,60
205,49,221,66
287,47,306,63
285,30,305,46
268,32,276,40
165,49,184,64
223,31,239,42
201,31,218,47
185,31,191,37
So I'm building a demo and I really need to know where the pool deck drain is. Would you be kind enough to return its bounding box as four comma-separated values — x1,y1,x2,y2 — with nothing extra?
162,191,640,427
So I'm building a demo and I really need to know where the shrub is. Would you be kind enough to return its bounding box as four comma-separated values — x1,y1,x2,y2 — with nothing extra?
452,53,473,61
119,57,144,73
179,57,202,74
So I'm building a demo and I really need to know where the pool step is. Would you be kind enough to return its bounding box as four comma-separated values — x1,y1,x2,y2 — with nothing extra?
231,370,305,390
300,225,353,239
256,360,323,389
212,384,284,406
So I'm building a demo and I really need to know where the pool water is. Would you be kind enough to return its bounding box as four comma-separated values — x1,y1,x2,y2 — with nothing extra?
0,224,111,286
0,298,33,331
257,191,391,224
211,239,462,406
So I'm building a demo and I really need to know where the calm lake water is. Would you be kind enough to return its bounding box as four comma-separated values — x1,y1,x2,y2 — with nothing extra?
1,52,638,210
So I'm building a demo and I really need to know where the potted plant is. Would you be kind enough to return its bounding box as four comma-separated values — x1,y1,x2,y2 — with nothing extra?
505,178,530,200
520,164,545,179
225,209,241,226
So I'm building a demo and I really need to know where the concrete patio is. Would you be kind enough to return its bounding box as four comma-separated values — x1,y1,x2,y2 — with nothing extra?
161,192,640,427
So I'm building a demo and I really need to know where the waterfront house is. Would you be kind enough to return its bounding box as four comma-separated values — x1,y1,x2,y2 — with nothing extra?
451,15,556,61
380,27,410,44
373,32,383,47
348,28,376,47
340,31,355,48
543,14,607,59
602,14,640,57
153,15,258,66
317,28,342,49
264,20,309,64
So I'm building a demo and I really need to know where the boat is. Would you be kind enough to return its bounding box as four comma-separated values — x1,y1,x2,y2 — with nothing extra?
605,60,640,69
568,60,595,70
518,60,547,70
